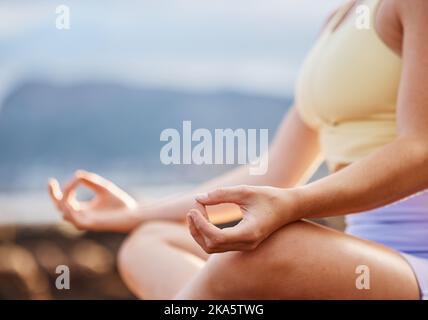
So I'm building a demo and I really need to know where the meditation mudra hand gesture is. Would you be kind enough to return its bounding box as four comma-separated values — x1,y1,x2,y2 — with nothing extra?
188,186,293,253
48,170,139,232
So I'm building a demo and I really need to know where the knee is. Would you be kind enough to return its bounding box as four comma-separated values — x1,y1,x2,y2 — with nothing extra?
204,252,253,298
196,221,311,299
117,221,173,282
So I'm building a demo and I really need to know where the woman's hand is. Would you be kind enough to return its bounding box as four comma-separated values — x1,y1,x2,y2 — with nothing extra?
187,185,298,253
48,170,141,232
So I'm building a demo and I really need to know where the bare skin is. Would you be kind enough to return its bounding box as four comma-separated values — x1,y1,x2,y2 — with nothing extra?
49,0,428,300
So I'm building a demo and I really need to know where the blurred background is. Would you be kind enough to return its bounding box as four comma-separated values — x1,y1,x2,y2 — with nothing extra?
0,0,344,299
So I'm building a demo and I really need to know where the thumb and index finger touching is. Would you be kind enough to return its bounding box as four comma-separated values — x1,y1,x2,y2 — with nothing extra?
48,170,111,210
188,186,255,246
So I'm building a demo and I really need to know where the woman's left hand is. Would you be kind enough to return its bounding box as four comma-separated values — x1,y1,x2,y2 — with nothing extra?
48,170,141,232
187,185,297,253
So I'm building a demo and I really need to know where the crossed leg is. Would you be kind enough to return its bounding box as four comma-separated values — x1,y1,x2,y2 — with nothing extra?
117,221,209,299
118,220,420,300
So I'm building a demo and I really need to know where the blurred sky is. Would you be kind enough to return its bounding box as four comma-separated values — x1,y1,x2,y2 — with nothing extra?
0,0,344,104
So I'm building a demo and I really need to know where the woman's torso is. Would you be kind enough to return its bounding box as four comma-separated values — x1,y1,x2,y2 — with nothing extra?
295,0,402,171
295,0,428,259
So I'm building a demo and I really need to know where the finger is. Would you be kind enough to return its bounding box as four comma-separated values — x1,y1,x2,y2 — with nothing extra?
191,210,261,252
62,178,80,203
187,213,208,250
48,178,63,209
189,209,227,247
189,214,257,253
58,178,84,214
194,201,209,220
75,171,137,208
195,185,253,206
220,217,262,244
48,178,71,219
63,201,90,230
58,195,75,221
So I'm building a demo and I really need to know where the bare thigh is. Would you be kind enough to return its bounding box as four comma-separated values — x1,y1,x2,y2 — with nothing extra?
118,221,209,299
176,220,420,299
131,221,210,260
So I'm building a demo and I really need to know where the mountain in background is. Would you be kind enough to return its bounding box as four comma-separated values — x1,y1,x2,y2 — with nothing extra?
0,81,292,190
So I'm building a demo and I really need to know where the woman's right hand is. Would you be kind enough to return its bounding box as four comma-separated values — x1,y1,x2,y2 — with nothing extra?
48,170,141,232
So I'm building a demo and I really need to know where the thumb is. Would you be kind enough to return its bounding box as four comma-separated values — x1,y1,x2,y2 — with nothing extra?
195,185,253,206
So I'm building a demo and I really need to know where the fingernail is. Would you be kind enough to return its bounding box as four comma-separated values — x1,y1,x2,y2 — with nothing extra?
195,193,208,201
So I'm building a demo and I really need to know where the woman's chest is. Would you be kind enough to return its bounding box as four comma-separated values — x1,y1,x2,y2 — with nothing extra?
296,1,402,124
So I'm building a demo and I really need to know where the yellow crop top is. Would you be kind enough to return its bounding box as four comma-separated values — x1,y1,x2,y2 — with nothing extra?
295,0,402,171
